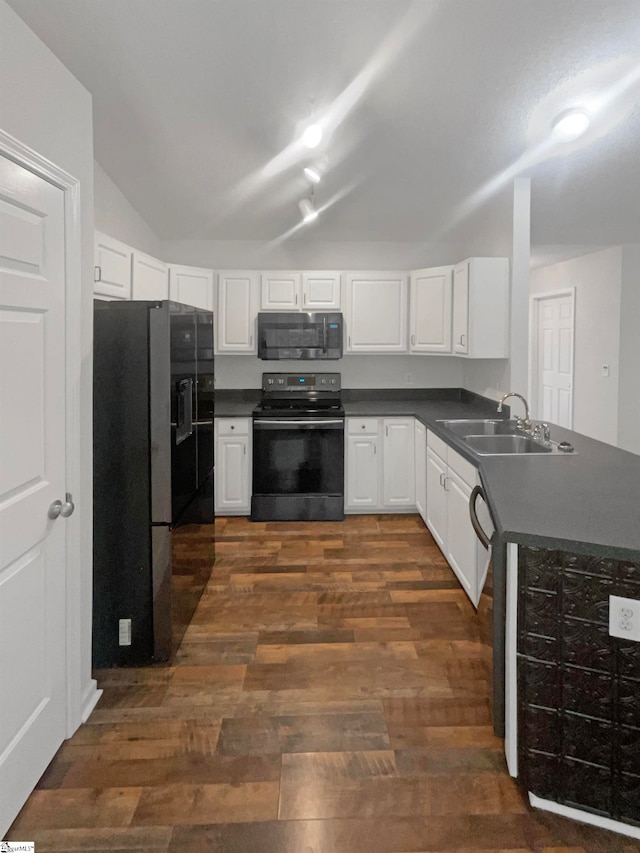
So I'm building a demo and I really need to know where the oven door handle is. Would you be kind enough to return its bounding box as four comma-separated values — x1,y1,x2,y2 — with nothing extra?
254,419,344,429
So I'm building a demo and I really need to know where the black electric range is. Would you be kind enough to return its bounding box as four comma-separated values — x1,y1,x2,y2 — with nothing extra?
251,372,345,521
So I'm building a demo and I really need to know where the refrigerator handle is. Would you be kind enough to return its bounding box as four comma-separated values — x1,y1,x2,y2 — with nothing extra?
176,378,194,445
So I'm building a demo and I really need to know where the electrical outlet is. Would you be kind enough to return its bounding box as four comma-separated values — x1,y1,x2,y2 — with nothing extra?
405,373,413,385
609,595,640,642
118,618,132,646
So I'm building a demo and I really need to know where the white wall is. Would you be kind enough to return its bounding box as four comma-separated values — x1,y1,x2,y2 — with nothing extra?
618,244,640,455
163,239,490,271
530,247,622,445
0,0,95,723
216,353,463,390
94,161,161,257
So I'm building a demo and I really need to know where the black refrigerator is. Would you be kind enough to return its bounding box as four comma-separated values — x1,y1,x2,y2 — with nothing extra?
93,300,214,667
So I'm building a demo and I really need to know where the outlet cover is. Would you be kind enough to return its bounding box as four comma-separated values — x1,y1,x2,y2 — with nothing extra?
609,595,640,642
119,618,132,646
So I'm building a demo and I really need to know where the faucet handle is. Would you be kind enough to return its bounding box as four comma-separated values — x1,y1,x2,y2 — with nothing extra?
532,422,551,442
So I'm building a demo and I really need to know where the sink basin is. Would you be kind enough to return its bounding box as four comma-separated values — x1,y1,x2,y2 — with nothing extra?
464,434,552,455
439,418,517,436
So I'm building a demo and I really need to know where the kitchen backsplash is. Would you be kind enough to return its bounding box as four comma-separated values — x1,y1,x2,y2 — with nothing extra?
214,353,464,390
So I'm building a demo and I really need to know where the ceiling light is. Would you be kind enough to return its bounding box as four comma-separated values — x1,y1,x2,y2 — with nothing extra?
303,165,322,184
298,198,318,223
302,123,322,148
551,109,590,141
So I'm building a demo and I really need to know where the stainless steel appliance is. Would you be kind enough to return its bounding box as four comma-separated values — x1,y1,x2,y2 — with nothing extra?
92,300,214,667
257,311,343,360
251,372,345,521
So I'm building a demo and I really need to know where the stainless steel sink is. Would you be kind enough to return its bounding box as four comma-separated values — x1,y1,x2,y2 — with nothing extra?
464,434,552,455
437,417,575,455
438,418,517,436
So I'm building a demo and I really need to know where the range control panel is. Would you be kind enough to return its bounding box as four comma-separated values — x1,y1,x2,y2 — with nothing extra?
261,372,341,393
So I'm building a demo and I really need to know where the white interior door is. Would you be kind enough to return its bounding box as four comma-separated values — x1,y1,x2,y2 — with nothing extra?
536,293,574,428
0,154,68,834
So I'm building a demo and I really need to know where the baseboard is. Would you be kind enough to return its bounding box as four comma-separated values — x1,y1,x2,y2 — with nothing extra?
80,680,103,723
529,792,640,840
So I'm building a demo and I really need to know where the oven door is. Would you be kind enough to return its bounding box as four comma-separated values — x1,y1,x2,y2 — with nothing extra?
251,418,345,521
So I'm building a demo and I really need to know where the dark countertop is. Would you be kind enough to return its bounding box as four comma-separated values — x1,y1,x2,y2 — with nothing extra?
215,389,640,559
214,400,257,417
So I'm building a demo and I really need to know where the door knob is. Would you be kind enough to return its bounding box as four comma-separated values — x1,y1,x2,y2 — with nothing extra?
48,493,75,520
48,500,62,519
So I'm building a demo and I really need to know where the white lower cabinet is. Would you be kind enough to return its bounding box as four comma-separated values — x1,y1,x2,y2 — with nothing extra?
345,417,415,512
414,420,427,524
425,430,490,607
214,418,251,515
383,418,415,507
346,432,379,509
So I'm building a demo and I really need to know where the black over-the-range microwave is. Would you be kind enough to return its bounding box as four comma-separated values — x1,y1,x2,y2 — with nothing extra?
257,312,343,360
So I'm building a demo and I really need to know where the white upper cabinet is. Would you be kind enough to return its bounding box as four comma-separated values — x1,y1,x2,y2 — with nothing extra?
344,272,408,352
302,272,341,310
169,264,214,312
131,251,168,301
216,271,259,354
94,231,132,300
452,257,510,358
261,271,302,310
410,266,453,354
453,262,470,354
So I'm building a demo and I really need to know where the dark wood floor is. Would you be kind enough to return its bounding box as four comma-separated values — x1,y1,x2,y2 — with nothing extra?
8,515,640,852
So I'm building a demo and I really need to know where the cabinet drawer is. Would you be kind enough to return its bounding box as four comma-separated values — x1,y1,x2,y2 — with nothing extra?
426,429,450,463
217,418,250,436
347,417,379,435
447,445,478,487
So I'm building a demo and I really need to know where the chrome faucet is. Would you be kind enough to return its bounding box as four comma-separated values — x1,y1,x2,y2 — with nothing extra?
497,392,531,431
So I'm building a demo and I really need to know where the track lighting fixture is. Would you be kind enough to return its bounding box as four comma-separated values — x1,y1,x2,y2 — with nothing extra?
298,197,318,224
303,165,322,184
301,123,322,149
551,108,590,141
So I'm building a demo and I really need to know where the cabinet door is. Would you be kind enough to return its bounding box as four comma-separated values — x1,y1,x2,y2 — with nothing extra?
410,267,453,353
445,467,477,602
169,265,214,311
346,435,379,509
261,271,301,310
426,446,447,551
452,262,469,355
302,272,341,310
382,419,415,507
94,231,132,300
414,420,427,524
215,436,249,513
466,257,510,359
132,251,168,300
217,271,259,353
345,273,408,352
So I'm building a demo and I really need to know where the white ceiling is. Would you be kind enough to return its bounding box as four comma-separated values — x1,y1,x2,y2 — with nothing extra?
7,0,640,251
